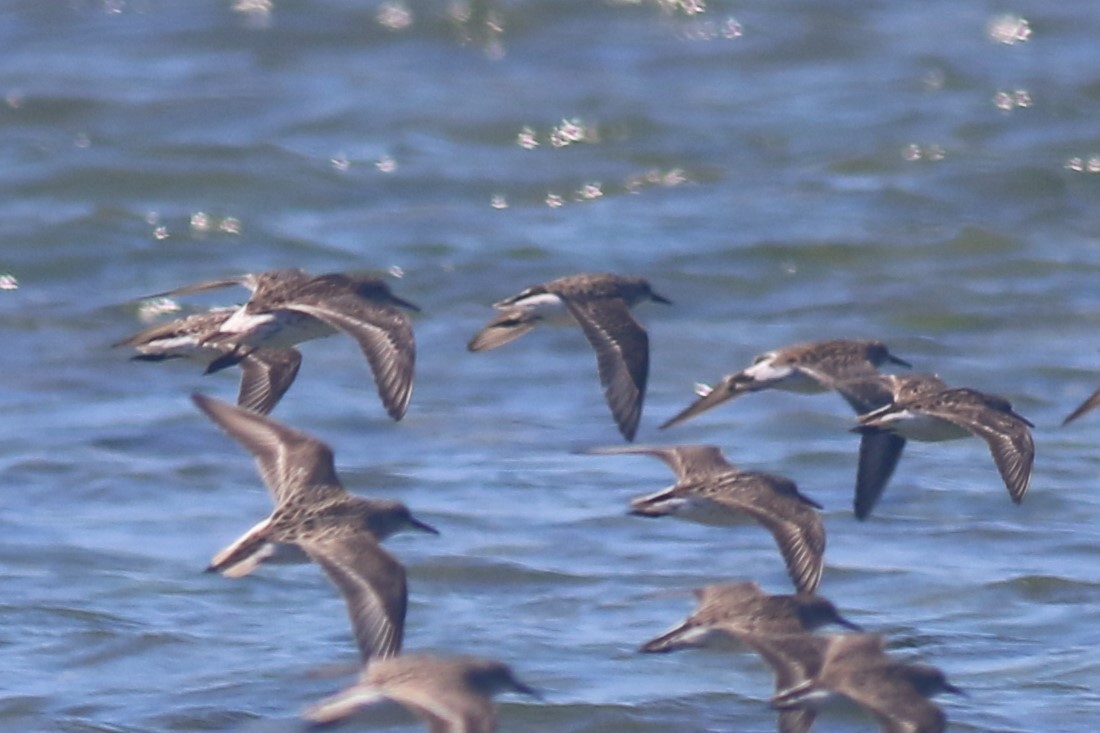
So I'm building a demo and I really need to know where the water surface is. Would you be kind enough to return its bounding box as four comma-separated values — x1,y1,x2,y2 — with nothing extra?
3,2,1100,731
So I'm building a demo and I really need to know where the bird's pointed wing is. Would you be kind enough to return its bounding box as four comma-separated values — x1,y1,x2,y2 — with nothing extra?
236,348,303,415
704,475,825,594
301,534,408,663
564,297,649,441
191,393,343,505
1063,387,1100,426
967,415,1034,504
140,275,257,300
286,297,416,421
113,308,234,350
853,429,907,520
921,400,1034,503
467,307,539,352
660,374,742,429
581,444,735,481
301,684,389,725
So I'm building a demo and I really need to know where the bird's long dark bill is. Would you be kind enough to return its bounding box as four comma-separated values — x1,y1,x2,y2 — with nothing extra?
511,678,543,699
944,681,967,697
411,517,440,535
391,295,422,312
638,628,685,653
835,614,864,631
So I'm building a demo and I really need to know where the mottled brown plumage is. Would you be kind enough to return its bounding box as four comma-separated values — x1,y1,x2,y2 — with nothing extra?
115,307,302,414
192,394,437,662
144,269,419,419
585,445,826,593
761,633,963,733
855,378,1035,508
662,338,910,429
468,273,671,441
835,373,951,519
640,581,861,653
303,654,538,731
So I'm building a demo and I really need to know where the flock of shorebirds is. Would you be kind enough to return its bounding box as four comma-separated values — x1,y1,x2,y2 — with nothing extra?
115,268,1096,732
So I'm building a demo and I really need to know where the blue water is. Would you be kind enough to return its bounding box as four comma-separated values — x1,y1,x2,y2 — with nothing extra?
4,1,1100,731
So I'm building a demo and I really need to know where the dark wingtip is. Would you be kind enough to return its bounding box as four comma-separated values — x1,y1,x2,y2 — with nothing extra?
205,351,244,374
638,640,670,654
853,493,874,520
658,408,695,431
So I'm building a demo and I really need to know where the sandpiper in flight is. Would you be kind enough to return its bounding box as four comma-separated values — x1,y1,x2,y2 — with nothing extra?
115,307,302,415
641,582,859,733
584,445,827,594
760,632,964,733
303,653,539,731
834,372,952,519
639,580,861,654
852,377,1035,510
660,338,911,429
144,268,420,420
192,393,438,662
468,273,671,441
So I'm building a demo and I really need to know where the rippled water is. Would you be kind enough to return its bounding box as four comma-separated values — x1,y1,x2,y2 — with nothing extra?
5,1,1100,731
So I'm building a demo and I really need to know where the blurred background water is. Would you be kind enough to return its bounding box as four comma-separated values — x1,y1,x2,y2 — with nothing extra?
3,1,1100,731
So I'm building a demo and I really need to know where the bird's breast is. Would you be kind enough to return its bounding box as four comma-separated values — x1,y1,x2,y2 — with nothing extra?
741,361,826,394
219,308,336,347
506,292,575,327
870,410,971,442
